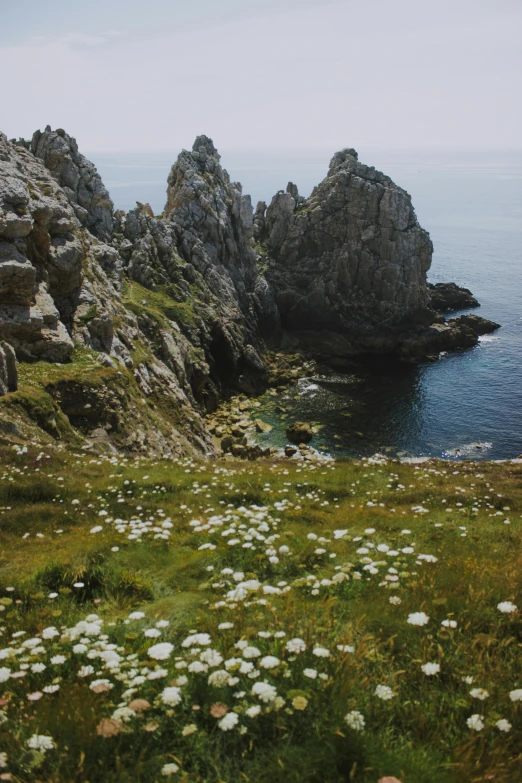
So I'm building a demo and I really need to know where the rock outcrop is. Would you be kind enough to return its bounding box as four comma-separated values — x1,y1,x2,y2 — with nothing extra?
116,136,280,398
257,149,497,359
28,127,115,242
164,135,280,344
0,131,214,456
263,150,433,335
428,282,480,312
0,131,79,362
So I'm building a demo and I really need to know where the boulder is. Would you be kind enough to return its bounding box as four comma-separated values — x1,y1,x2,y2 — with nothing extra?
254,418,272,433
221,435,247,453
284,445,299,457
286,421,313,444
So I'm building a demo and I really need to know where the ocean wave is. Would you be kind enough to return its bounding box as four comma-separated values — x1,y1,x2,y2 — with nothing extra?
478,334,500,343
443,441,494,458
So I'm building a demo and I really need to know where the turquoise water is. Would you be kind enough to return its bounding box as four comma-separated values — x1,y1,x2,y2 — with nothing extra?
91,148,522,460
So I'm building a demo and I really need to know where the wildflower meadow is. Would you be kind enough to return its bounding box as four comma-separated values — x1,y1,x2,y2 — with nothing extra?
0,445,520,781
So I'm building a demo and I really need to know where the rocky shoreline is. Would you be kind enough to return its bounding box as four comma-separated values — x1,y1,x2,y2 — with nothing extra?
0,127,500,457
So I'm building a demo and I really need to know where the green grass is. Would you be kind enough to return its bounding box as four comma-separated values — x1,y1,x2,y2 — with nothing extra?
0,447,520,782
123,280,197,329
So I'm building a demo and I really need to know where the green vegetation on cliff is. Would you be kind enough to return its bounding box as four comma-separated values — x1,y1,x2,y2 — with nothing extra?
123,281,198,330
0,448,520,782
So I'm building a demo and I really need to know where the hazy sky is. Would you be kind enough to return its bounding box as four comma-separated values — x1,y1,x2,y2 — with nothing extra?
2,0,521,151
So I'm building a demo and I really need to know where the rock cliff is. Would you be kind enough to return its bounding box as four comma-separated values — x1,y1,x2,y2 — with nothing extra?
0,128,499,454
262,150,433,336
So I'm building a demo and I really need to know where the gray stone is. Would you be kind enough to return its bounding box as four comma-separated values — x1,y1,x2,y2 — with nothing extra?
0,341,17,395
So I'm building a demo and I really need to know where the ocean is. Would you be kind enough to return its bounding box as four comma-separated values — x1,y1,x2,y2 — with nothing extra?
90,148,522,460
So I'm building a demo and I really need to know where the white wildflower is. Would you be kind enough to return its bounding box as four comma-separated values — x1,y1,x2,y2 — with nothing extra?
470,688,489,701
467,714,484,731
259,655,280,669
344,710,365,731
161,686,182,706
286,638,306,654
251,681,277,703
41,627,59,640
407,612,429,626
218,712,239,731
27,734,54,752
375,684,394,700
77,665,94,677
161,762,180,775
43,684,60,694
147,643,174,661
242,646,261,659
208,670,230,687
200,649,223,667
182,633,211,647
312,646,330,658
421,662,440,676
497,601,517,614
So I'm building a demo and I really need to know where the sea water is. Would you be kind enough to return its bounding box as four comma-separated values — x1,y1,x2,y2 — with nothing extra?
91,148,522,460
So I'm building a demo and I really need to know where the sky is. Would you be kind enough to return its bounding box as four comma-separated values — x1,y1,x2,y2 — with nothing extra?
1,0,521,151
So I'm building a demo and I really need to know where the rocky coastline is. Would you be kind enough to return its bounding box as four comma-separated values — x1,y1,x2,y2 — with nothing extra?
0,127,500,457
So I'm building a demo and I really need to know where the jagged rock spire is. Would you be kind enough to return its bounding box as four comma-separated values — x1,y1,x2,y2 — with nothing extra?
30,126,114,241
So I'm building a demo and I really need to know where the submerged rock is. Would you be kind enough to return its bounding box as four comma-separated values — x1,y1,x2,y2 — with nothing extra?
286,421,313,444
254,418,272,433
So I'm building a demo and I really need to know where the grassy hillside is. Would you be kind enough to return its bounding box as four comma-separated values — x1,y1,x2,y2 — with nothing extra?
0,446,520,782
